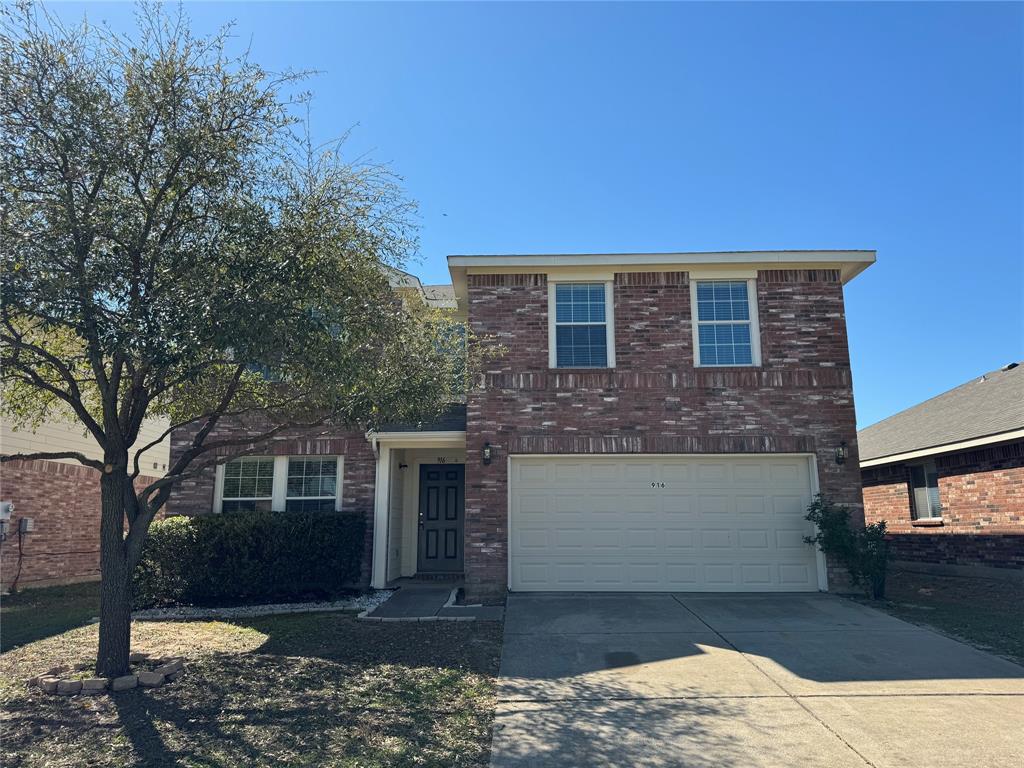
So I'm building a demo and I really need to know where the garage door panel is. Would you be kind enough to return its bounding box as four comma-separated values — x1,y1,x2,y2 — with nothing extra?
698,494,733,515
510,455,820,592
738,529,770,549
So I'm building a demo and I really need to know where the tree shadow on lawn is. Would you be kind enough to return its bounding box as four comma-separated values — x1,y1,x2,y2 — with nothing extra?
2,613,505,768
1,581,101,652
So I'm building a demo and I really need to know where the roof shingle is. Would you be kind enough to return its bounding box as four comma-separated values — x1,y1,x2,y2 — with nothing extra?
858,362,1024,462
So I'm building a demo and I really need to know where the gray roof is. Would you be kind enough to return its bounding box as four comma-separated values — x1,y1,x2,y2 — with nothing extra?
422,284,456,308
378,403,466,433
858,362,1024,462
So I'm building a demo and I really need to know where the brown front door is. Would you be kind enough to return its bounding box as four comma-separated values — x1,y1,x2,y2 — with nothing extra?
417,464,465,573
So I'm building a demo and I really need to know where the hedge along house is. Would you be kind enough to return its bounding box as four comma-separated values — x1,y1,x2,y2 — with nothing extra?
860,362,1024,579
168,250,875,602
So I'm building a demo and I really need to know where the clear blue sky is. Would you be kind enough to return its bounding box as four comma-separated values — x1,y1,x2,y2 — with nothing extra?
57,2,1024,428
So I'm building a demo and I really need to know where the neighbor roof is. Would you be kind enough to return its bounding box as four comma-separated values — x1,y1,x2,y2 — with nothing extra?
858,362,1024,465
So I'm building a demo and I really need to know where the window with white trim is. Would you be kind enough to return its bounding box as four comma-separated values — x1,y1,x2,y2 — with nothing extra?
909,460,942,519
221,458,275,513
286,457,338,513
216,456,342,513
692,279,761,366
550,282,615,368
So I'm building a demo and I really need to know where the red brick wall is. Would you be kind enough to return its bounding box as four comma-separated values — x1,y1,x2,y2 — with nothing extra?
168,419,377,586
862,441,1024,570
0,460,161,589
464,269,864,600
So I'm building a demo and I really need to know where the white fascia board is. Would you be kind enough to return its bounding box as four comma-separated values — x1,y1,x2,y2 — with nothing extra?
447,250,876,294
859,428,1024,468
448,250,875,270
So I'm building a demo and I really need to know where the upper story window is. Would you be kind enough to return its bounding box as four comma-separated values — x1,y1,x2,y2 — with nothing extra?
549,282,615,368
909,461,942,519
692,279,761,367
216,456,343,514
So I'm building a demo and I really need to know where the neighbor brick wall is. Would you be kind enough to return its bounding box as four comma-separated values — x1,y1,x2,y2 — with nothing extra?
0,460,161,589
168,418,377,586
862,440,1024,570
464,269,864,601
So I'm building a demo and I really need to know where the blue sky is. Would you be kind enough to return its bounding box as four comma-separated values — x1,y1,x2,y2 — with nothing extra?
57,2,1023,428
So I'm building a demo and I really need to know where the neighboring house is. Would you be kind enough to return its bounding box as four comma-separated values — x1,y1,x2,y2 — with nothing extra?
0,417,170,589
169,250,875,602
860,363,1024,578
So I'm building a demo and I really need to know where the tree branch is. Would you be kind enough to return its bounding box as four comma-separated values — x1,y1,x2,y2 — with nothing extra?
0,451,104,471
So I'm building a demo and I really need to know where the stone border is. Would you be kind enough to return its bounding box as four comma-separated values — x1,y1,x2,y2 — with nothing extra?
28,652,185,696
131,590,393,621
356,588,495,622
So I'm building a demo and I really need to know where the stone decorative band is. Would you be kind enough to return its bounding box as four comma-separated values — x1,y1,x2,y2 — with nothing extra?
467,273,545,288
211,437,353,457
759,269,842,283
507,433,817,455
615,271,688,286
479,367,852,392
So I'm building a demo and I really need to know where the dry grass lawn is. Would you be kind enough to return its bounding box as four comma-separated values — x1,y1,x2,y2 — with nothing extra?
0,610,503,767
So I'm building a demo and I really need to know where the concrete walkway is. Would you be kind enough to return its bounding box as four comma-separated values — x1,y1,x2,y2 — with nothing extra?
363,584,504,621
491,593,1024,767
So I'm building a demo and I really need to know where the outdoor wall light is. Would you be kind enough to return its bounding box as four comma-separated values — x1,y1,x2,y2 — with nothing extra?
482,442,493,466
398,462,408,470
835,441,849,465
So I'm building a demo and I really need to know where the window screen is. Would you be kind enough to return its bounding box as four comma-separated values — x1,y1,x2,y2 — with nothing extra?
554,283,608,368
221,458,274,513
286,457,338,513
696,281,754,366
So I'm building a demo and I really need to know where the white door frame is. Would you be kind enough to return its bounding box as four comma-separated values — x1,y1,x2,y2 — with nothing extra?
368,431,467,589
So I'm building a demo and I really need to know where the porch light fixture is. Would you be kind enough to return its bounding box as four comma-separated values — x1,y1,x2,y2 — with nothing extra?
482,442,493,466
835,441,848,465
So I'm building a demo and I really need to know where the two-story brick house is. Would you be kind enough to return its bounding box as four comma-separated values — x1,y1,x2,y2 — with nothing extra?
168,250,874,602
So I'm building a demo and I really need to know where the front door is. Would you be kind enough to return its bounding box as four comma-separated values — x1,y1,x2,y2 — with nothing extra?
417,464,465,573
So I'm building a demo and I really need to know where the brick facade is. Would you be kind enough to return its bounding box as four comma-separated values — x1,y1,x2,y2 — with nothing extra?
862,440,1024,571
464,269,864,601
0,460,161,589
168,419,378,585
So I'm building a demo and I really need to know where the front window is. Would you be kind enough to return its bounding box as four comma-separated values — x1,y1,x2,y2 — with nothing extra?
909,461,942,519
693,280,759,366
221,458,275,513
286,457,339,513
217,456,342,513
553,283,610,368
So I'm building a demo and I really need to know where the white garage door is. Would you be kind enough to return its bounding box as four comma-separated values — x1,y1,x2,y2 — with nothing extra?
509,455,821,592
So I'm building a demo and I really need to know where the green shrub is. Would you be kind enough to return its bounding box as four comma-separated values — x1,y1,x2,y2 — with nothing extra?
804,494,890,599
133,511,366,608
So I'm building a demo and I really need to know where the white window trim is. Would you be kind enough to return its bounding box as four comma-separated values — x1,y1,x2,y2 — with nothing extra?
214,455,344,513
547,280,616,369
690,277,762,367
908,459,942,521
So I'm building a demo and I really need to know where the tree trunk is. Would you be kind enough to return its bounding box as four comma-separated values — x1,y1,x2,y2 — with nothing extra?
96,466,133,677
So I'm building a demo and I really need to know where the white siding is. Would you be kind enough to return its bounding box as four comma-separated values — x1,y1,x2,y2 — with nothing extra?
1,416,171,475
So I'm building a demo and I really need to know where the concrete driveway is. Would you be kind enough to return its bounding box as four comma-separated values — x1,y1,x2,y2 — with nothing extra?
491,593,1024,767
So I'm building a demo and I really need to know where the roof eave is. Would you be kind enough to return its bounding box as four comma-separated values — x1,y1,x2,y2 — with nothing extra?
859,427,1024,468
